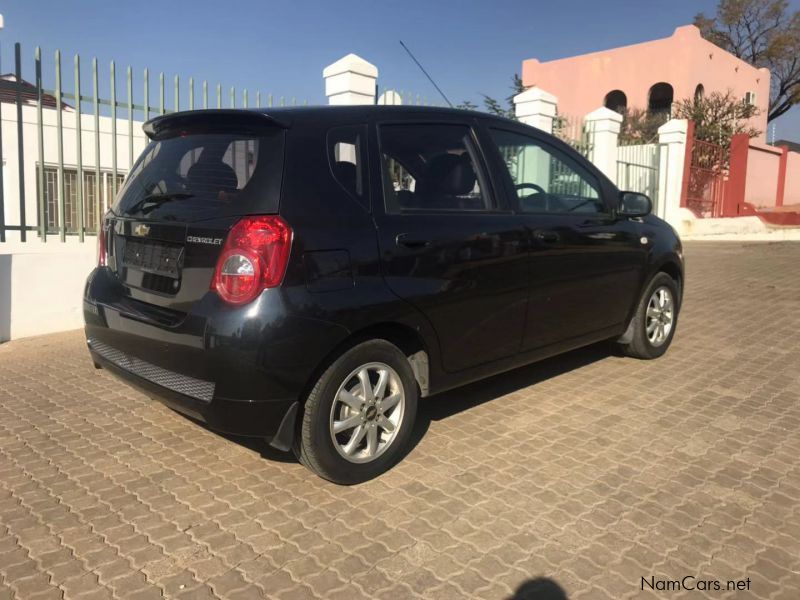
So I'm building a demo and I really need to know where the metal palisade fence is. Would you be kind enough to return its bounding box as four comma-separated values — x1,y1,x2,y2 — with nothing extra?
376,87,440,107
552,114,594,158
616,142,666,214
0,42,309,243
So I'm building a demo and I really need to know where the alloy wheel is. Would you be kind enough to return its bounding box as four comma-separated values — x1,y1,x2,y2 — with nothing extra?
329,362,406,464
645,286,674,347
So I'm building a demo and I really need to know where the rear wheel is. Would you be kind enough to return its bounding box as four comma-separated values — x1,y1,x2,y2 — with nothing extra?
295,340,418,484
619,272,680,359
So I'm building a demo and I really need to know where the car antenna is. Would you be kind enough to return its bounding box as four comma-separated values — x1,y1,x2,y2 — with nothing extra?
399,40,453,108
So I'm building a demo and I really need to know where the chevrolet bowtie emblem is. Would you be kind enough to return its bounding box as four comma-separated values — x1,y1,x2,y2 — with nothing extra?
133,224,150,237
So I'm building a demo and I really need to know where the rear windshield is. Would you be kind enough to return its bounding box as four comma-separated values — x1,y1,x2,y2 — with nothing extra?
113,130,284,221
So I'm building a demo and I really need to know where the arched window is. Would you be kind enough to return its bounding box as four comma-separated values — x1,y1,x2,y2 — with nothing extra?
694,84,705,100
648,82,674,114
603,90,627,113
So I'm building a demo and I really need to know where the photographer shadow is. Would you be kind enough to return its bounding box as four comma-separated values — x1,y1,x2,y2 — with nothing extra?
507,577,569,600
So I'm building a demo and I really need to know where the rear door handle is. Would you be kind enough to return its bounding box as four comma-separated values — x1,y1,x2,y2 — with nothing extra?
396,233,431,249
533,229,560,243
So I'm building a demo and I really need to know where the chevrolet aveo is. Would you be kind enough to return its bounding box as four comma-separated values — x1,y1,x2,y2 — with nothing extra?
84,106,683,484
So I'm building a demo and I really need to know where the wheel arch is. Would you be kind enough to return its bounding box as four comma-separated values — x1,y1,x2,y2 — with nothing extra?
619,257,683,346
271,316,437,453
301,321,432,407
656,258,684,303
342,322,432,397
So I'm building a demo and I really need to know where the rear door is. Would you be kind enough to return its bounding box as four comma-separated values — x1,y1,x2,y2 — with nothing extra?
481,124,646,351
371,119,528,373
103,121,285,316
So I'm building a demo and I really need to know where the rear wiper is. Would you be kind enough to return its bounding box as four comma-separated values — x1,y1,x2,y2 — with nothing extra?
127,192,194,215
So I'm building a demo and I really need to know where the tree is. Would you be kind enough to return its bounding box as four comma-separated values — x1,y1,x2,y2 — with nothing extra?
673,90,761,145
502,73,527,113
694,0,800,121
455,100,478,111
458,74,525,118
618,108,669,144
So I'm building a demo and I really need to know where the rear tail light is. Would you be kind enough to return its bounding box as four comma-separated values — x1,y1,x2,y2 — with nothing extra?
211,215,292,305
97,219,108,267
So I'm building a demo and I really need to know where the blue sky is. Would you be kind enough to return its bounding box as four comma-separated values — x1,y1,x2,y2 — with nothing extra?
2,0,799,139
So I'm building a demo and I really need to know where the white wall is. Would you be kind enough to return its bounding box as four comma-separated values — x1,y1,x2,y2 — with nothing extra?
0,239,95,341
0,102,147,341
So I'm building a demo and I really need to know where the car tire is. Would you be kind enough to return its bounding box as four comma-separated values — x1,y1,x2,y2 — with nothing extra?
294,339,418,484
619,272,680,360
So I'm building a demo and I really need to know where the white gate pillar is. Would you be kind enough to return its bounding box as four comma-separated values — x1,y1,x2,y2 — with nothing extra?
513,87,557,133
585,107,622,183
657,118,692,230
323,54,378,106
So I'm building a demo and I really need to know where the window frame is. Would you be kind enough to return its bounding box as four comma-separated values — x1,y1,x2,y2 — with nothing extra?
375,119,509,216
484,124,612,216
326,124,369,209
37,164,126,235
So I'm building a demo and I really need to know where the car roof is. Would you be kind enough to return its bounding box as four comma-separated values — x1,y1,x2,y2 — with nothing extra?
143,105,518,137
253,104,508,120
264,105,522,128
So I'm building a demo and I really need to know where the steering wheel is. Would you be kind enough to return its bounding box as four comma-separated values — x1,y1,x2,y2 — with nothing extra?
515,182,549,212
515,182,547,196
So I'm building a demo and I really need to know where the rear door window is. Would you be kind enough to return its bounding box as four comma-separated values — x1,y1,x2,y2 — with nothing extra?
113,130,284,221
379,123,493,214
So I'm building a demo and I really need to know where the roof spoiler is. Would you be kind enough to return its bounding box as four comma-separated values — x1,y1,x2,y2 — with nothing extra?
143,109,290,140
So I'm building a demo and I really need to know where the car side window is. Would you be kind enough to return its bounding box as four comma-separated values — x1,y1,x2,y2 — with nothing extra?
328,125,367,205
380,123,492,214
489,128,606,214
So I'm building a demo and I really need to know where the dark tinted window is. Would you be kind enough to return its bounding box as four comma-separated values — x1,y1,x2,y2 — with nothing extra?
113,130,284,221
328,125,366,204
489,128,605,214
379,124,490,213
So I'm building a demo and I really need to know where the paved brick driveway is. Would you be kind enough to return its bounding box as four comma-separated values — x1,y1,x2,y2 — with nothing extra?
1,241,799,599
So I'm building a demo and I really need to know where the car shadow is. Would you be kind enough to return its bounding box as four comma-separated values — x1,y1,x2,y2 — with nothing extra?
407,341,614,452
221,433,298,463
212,341,613,466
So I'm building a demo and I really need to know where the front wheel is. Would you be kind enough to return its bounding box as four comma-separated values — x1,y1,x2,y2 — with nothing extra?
295,339,418,484
619,272,680,359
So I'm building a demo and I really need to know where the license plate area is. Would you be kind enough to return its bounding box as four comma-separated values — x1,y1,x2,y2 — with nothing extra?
122,238,184,278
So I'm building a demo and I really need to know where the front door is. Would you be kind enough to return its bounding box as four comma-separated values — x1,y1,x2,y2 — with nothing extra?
372,121,529,372
483,125,646,351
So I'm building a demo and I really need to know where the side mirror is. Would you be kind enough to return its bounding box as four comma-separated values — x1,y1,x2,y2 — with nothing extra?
618,191,652,218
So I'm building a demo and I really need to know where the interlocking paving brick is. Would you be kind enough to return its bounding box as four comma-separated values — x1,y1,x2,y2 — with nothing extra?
1,242,800,598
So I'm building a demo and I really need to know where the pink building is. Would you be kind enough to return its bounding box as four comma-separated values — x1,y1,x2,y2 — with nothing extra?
521,25,770,140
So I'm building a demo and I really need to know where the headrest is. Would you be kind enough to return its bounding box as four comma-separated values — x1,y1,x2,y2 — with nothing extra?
417,153,476,196
186,160,239,195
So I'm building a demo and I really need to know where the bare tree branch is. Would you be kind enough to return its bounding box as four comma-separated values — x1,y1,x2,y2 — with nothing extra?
694,0,800,122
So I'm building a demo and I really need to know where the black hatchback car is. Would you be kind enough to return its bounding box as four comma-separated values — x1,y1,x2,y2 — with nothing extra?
84,106,683,484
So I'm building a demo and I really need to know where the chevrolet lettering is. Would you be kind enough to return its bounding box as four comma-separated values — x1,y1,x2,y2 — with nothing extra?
187,236,224,245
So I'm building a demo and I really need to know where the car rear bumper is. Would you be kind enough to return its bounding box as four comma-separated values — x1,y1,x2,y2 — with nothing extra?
88,338,296,441
83,268,351,442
